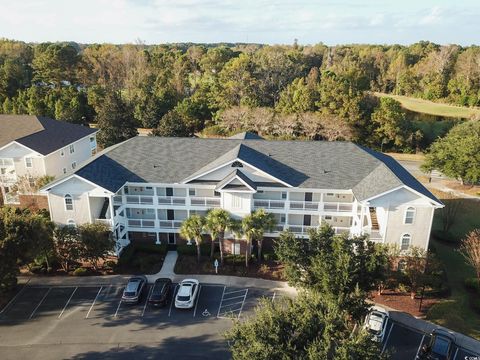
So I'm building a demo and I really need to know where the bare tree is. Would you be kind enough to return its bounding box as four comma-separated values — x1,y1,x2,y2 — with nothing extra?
438,192,463,233
460,229,480,281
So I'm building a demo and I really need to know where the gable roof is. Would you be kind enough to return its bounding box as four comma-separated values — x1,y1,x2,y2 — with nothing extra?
47,136,441,205
0,115,97,155
215,169,257,192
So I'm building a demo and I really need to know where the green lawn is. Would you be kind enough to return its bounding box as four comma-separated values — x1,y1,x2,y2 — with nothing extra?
426,192,480,339
427,239,480,339
375,92,480,119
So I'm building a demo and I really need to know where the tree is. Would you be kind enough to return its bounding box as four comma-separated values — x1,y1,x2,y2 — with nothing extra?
371,97,411,150
96,91,138,148
422,121,480,185
436,192,463,234
275,77,317,114
404,247,427,299
225,292,384,360
53,226,82,272
460,229,480,281
251,209,276,261
32,43,78,87
78,223,114,270
204,209,232,264
151,109,190,137
241,213,258,268
179,215,205,263
274,225,388,319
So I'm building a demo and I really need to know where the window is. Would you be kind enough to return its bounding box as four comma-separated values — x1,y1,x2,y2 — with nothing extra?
404,207,416,224
71,162,77,170
231,195,242,209
25,157,33,168
326,193,334,196
401,234,411,251
232,243,240,255
397,259,407,272
60,149,64,157
324,215,332,220
281,192,287,200
67,219,76,228
90,137,95,143
214,191,221,197
168,233,176,245
28,176,35,188
280,214,286,224
63,167,67,174
69,144,75,154
166,187,173,197
231,160,243,168
64,194,73,211
124,186,129,194
167,209,174,221
189,188,196,196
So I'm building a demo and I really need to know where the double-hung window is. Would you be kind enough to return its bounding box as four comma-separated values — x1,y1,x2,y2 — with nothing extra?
25,157,33,168
400,234,411,251
65,194,74,211
404,207,415,224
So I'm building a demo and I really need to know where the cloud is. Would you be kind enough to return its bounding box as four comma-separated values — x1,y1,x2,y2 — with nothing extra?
419,6,443,25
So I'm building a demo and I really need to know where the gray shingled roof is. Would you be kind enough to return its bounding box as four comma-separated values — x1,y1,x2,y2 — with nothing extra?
215,169,257,191
228,132,264,140
63,136,440,204
0,115,97,155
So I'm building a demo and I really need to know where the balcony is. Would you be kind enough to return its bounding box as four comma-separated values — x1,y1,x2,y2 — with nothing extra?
190,197,221,207
94,218,112,227
323,202,354,212
158,220,183,229
113,195,123,204
289,201,320,211
286,224,316,235
253,199,285,210
127,219,156,228
158,196,186,206
125,195,153,205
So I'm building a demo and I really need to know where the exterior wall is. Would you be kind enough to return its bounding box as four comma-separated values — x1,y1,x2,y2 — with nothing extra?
44,134,97,178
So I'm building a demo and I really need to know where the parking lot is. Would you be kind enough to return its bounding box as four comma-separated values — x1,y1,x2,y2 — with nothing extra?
0,282,279,360
1,283,478,360
381,319,480,360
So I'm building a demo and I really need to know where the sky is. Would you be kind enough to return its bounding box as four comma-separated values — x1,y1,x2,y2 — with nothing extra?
0,0,478,46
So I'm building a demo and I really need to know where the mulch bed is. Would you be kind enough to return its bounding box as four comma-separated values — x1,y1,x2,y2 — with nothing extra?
371,290,441,318
174,255,285,281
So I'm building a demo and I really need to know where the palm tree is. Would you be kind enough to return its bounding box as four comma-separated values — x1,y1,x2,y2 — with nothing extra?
179,215,205,263
252,209,276,261
205,208,232,264
242,213,261,268
228,218,244,268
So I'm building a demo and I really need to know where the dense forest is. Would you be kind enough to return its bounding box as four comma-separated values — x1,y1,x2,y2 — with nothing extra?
1,39,479,150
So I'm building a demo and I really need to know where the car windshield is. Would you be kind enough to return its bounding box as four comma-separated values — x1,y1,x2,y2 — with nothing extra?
126,280,140,292
367,313,384,334
177,295,190,302
124,291,136,297
431,336,450,355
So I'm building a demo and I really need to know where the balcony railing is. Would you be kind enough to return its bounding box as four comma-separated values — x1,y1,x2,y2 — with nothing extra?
190,197,221,207
125,195,154,205
323,202,353,212
253,200,285,210
158,220,183,229
94,218,112,227
158,196,186,205
289,201,321,211
286,224,317,235
127,219,155,228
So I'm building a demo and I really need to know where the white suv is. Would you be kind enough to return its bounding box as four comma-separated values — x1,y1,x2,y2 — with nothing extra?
175,279,199,309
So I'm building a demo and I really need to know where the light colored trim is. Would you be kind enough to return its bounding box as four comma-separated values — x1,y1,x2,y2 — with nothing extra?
361,185,443,208
360,185,404,203
0,140,43,155
403,206,416,225
87,193,93,223
41,174,113,195
216,174,257,193
425,207,435,252
182,158,293,188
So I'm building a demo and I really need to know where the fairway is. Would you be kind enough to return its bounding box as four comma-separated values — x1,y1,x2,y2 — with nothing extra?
374,92,480,119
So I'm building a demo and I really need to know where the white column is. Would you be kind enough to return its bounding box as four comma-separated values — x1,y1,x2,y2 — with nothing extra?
156,232,160,245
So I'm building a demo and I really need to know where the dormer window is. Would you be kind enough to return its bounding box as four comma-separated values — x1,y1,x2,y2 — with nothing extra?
231,161,243,168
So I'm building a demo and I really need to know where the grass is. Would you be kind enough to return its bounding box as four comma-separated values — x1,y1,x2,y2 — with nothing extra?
375,92,480,119
425,188,480,339
386,152,425,162
427,239,480,339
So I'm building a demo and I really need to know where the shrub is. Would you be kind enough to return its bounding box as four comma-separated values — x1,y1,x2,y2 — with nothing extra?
134,243,167,255
73,267,88,276
104,260,116,269
432,230,458,243
263,251,277,261
464,278,480,293
177,244,197,256
471,298,480,314
224,254,245,266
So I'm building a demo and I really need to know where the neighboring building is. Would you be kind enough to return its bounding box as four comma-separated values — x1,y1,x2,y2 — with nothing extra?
41,134,443,255
0,115,98,206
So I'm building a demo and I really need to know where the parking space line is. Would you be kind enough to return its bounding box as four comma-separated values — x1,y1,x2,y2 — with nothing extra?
114,299,122,318
217,286,226,318
414,334,426,359
142,286,154,317
220,301,245,308
223,289,246,296
168,284,179,317
85,286,103,319
221,294,246,301
29,287,52,319
381,323,394,354
193,285,202,317
0,278,31,315
58,287,77,319
237,289,249,319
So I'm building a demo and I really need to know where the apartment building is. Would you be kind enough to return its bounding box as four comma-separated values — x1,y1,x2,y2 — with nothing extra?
41,133,442,255
0,115,98,206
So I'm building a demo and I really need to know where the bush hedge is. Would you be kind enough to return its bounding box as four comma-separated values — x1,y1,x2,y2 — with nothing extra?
177,243,213,256
73,267,88,276
464,278,480,293
117,243,167,266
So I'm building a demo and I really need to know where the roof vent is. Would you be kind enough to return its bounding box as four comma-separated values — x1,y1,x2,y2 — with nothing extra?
323,169,331,174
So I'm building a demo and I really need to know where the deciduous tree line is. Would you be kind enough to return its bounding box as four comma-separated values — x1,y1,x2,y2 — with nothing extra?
1,39,479,150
